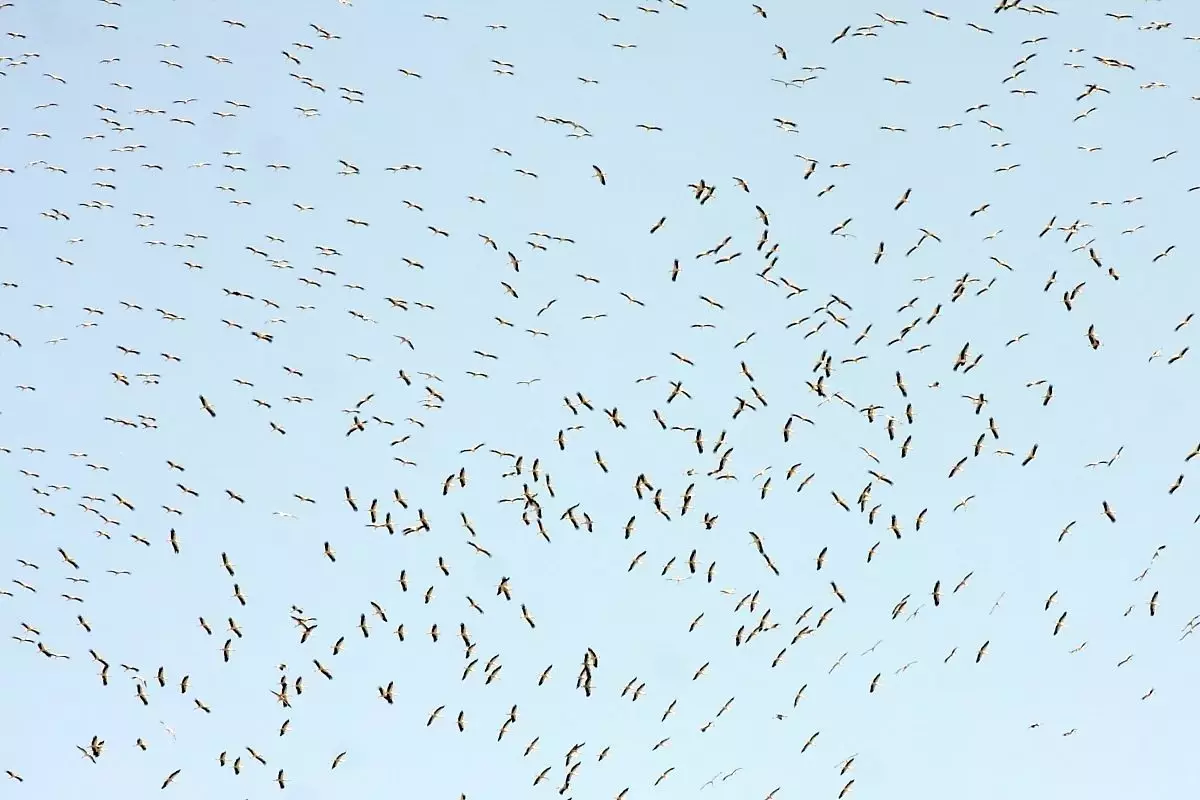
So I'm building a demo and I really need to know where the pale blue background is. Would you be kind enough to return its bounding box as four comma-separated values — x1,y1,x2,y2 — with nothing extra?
2,1,1198,799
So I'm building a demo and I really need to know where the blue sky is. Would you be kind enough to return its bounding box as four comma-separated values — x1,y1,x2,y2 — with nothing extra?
2,0,1199,798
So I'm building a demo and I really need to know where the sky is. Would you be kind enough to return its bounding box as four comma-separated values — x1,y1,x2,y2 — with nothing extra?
2,0,1199,798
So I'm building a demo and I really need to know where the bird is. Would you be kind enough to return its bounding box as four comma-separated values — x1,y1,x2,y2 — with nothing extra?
0,6,1192,800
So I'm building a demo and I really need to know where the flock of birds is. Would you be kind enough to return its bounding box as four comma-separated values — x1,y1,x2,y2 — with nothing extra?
3,0,1200,798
